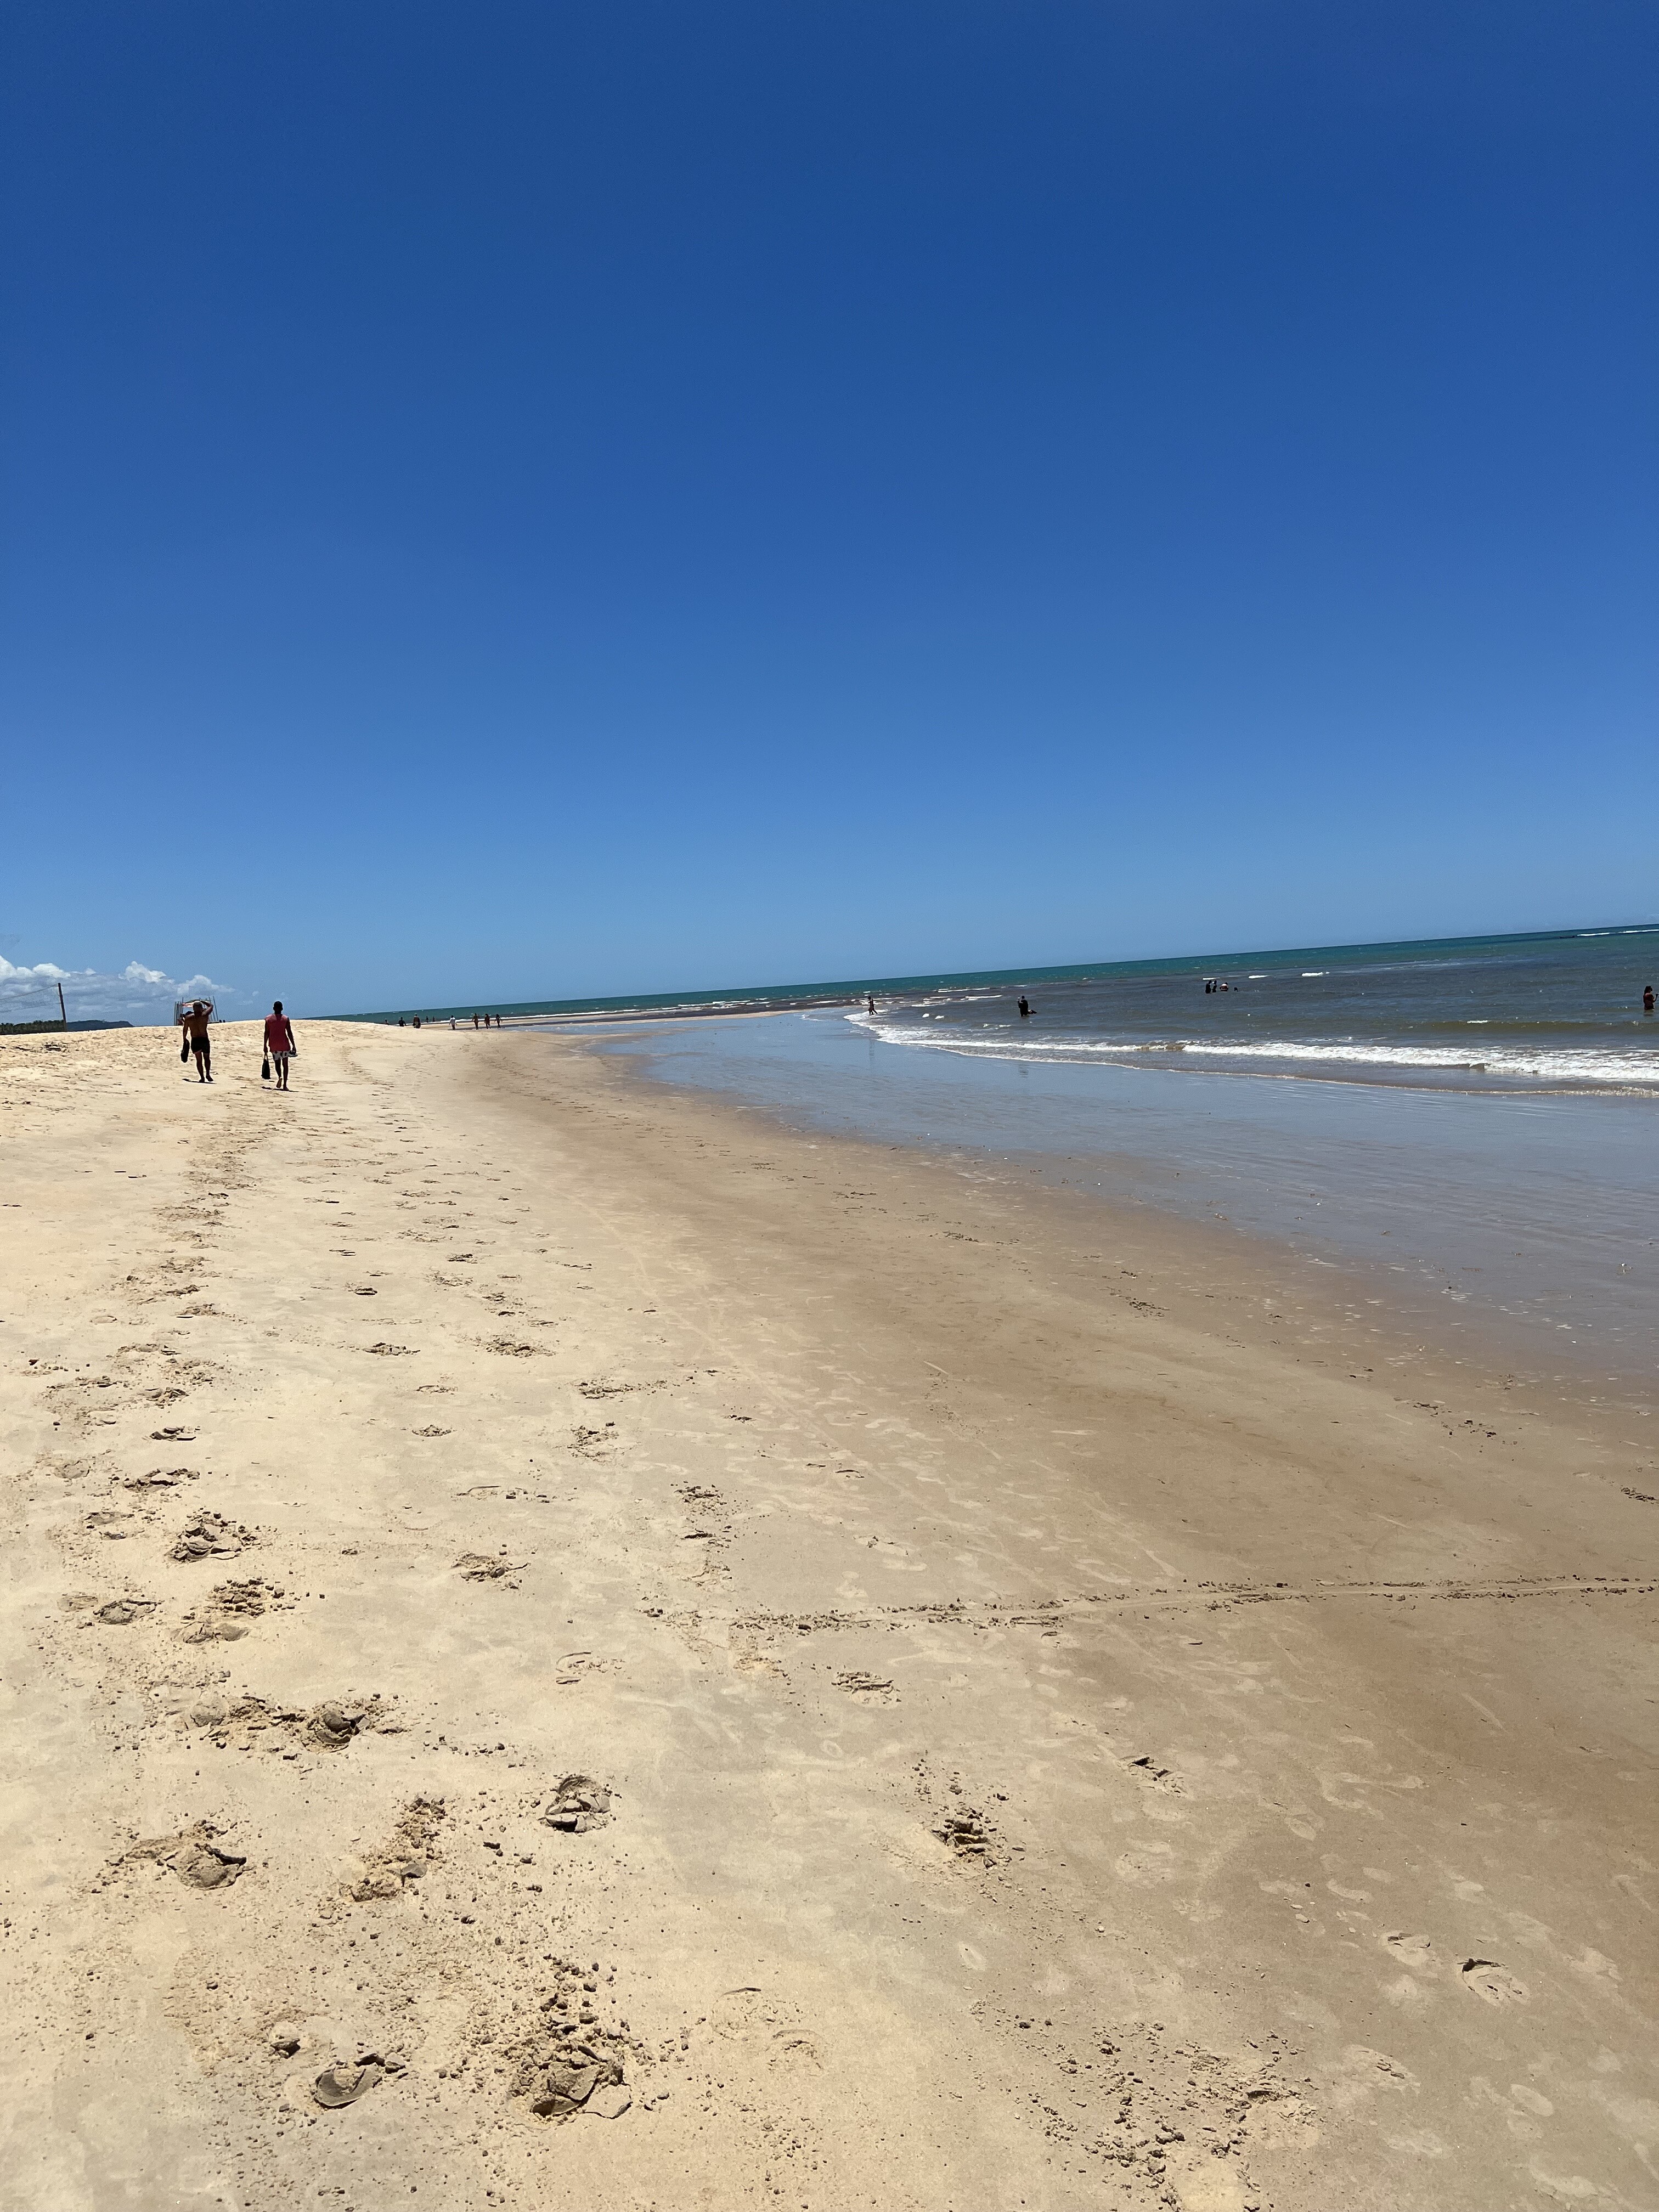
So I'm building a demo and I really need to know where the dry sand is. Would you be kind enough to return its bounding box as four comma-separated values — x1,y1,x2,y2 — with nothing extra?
1,1019,1654,2212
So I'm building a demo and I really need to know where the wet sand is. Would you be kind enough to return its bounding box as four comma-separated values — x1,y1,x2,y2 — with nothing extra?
1,1020,1655,2212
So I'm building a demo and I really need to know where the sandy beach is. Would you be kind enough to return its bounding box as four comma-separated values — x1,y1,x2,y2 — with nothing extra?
1,1018,1654,2212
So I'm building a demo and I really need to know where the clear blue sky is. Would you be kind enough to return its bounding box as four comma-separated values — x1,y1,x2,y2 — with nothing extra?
3,1,1655,1019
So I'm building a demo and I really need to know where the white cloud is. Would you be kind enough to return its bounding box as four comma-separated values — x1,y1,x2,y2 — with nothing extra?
0,956,71,983
0,955,233,1026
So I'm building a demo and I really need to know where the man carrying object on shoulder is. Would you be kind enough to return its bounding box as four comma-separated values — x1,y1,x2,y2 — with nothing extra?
180,998,215,1081
264,1001,297,1091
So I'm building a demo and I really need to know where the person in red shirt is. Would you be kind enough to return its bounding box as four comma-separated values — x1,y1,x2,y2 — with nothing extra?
263,1001,297,1090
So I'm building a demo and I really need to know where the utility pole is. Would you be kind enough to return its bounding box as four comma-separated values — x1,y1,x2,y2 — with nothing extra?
57,981,66,1031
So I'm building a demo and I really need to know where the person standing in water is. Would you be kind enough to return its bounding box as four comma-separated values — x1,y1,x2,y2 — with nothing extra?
263,1001,296,1091
1018,995,1032,1018
179,998,216,1081
1645,985,1655,1013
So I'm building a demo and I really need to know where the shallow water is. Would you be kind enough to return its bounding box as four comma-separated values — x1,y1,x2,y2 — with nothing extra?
582,1008,1659,1400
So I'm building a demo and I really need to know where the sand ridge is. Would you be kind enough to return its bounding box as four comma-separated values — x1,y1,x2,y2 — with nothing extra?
0,1019,1654,2211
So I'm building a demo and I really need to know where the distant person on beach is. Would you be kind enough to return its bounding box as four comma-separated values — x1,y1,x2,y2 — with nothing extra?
1646,985,1656,1013
413,1015,422,1029
473,1013,479,1029
179,998,215,1081
1018,995,1031,1018
867,995,876,1014
263,1001,296,1091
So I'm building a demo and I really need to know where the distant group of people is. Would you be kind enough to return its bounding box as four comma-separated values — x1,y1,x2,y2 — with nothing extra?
176,1000,295,1090
1203,977,1233,993
393,1011,502,1028
860,990,1034,1018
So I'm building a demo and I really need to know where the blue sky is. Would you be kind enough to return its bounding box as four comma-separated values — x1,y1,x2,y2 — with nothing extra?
2,1,1655,1019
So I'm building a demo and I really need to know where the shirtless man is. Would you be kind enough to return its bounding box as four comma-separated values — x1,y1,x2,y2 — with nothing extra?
263,1000,296,1090
179,999,215,1081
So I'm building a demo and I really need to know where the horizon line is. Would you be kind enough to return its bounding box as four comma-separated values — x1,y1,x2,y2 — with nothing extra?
343,917,1659,1025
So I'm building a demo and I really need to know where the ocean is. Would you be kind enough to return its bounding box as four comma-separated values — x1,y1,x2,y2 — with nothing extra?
847,926,1659,1092
388,924,1659,1091
525,927,1659,1400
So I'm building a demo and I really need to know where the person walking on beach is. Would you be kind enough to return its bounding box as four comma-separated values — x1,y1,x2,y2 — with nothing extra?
263,1001,296,1090
179,998,215,1081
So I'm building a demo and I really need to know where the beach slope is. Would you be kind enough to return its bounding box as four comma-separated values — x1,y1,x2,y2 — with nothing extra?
1,1021,1653,2212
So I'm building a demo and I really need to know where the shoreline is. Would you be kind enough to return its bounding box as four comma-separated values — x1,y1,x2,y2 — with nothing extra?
538,1009,1659,1096
2,1020,1654,2211
591,1012,1659,1411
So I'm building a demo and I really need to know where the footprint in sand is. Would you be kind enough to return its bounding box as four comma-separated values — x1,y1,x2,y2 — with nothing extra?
520,2049,630,2120
312,2057,390,2108
93,1597,156,1626
179,1690,381,1751
934,1806,997,1862
347,1797,445,1900
1461,1959,1528,2006
86,1508,140,1541
454,1550,524,1583
170,1511,253,1562
176,1843,247,1888
59,1591,157,1627
1124,1752,1184,1795
1383,1932,1437,1972
539,1775,613,1832
122,1465,199,1492
308,1699,377,1749
710,1988,823,2073
125,1822,248,1888
833,1669,898,1705
178,1576,286,1642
